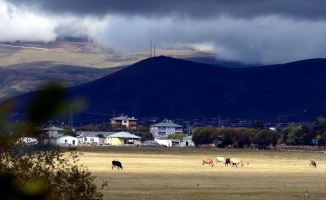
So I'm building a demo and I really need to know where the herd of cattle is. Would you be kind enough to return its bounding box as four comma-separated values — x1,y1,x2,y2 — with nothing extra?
202,157,318,168
111,158,317,170
202,157,245,167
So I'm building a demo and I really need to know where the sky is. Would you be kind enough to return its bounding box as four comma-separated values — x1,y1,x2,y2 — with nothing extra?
1,0,326,65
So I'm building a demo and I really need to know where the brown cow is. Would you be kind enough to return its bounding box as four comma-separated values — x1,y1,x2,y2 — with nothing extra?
225,158,231,166
309,160,317,167
202,158,214,167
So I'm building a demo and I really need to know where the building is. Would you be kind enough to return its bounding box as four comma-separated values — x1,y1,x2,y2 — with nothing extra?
179,136,195,147
154,139,180,147
39,126,65,144
150,119,183,138
111,115,137,131
105,131,141,146
57,136,79,146
77,136,100,145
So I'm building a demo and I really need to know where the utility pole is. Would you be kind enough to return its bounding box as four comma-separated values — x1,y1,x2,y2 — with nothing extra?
69,107,73,128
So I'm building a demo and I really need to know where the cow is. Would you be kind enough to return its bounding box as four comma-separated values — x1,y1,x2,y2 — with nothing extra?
309,160,317,167
202,158,214,167
215,157,225,165
230,158,244,167
225,158,231,167
112,160,123,170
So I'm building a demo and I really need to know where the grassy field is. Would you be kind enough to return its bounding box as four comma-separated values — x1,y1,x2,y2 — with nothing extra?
75,147,326,200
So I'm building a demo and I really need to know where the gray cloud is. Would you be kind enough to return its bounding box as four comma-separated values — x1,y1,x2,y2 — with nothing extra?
6,0,326,20
2,0,326,65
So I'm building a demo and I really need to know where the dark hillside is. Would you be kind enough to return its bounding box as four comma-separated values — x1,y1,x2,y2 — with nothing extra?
4,56,326,124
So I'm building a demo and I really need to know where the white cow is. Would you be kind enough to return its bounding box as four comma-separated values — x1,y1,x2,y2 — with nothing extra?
215,157,225,165
230,158,244,167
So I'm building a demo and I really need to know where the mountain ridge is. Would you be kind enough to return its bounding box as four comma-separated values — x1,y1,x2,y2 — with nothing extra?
4,56,326,124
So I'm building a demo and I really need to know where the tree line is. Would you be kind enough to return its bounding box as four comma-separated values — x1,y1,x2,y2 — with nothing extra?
192,117,326,149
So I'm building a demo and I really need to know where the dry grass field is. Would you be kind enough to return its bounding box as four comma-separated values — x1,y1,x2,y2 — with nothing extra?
75,147,326,200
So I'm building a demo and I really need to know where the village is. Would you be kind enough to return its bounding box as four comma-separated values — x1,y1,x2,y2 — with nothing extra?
18,115,197,148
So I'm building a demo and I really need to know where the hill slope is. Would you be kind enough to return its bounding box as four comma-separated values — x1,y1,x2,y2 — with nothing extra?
5,56,326,124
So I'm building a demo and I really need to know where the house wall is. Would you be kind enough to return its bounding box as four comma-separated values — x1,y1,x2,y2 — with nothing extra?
78,136,100,144
151,127,182,138
57,137,78,146
105,138,125,146
180,139,195,147
48,130,63,138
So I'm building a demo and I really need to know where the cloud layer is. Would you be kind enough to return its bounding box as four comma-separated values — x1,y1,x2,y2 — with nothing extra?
2,0,326,64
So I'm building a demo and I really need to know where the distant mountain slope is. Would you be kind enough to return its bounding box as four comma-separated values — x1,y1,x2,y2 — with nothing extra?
0,62,125,102
4,56,326,124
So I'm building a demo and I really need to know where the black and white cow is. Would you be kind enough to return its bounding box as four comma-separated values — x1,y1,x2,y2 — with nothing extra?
112,160,123,170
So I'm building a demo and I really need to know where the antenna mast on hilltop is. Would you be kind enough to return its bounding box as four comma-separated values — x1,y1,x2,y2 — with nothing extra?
150,40,156,58
150,40,152,58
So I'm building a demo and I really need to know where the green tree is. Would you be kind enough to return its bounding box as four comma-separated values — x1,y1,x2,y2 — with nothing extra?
214,128,237,148
301,123,314,145
251,120,266,130
192,126,217,147
312,116,326,136
285,123,302,145
237,128,257,148
316,133,326,149
252,129,278,149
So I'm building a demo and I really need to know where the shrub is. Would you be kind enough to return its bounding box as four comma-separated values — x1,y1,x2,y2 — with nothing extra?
0,141,107,200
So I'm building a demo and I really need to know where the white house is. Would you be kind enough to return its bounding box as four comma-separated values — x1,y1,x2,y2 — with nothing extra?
56,136,79,146
77,136,100,145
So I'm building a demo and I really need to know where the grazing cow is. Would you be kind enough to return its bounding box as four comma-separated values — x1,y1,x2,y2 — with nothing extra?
112,160,123,170
215,157,225,165
230,158,244,167
202,158,214,167
309,160,317,167
225,158,231,167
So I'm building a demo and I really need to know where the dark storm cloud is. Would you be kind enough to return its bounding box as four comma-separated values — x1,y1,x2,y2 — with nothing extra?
6,0,326,20
2,0,326,65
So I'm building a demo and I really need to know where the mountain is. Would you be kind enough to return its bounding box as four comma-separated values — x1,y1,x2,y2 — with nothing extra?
0,41,225,102
0,62,125,102
4,56,326,125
